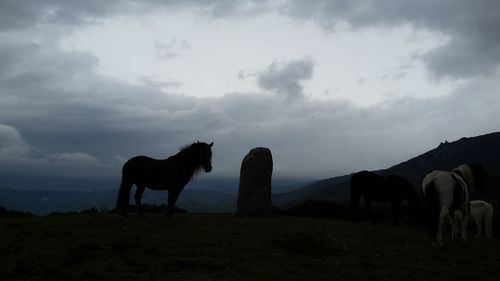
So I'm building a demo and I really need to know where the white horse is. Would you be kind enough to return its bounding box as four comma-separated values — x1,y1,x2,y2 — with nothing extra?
469,200,493,239
421,164,487,246
450,200,494,239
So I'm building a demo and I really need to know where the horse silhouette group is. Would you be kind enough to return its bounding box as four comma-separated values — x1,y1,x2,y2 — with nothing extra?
350,170,421,225
421,164,488,246
351,164,491,246
116,141,492,245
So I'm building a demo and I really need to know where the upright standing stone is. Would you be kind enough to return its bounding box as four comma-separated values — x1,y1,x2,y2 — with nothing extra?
237,147,273,215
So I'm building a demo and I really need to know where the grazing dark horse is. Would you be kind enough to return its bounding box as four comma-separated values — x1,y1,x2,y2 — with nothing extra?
422,164,487,246
116,141,213,216
350,171,421,225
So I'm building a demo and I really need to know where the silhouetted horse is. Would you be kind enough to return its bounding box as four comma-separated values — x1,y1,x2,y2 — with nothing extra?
116,141,213,216
350,171,421,225
469,200,493,239
422,164,487,246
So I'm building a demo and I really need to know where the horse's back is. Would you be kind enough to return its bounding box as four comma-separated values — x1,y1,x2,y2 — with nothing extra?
386,175,410,190
422,171,453,190
386,174,416,198
351,171,380,185
123,155,154,171
122,155,167,180
351,171,373,191
351,171,391,201
422,170,457,207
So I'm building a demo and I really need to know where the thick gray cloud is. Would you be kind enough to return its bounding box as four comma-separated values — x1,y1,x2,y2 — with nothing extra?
0,0,272,32
3,1,498,79
1,36,499,179
0,0,123,31
204,77,500,178
282,0,500,78
257,58,314,99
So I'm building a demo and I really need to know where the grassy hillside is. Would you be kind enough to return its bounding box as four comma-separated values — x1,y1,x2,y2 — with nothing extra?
1,214,499,281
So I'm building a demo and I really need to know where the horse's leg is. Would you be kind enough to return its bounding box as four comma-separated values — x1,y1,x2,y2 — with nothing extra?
165,188,181,216
474,216,483,239
116,178,134,217
449,215,457,240
456,211,468,243
484,204,493,239
452,211,466,243
450,211,458,241
351,191,362,222
365,198,377,224
134,185,146,215
391,200,401,226
436,207,450,246
453,222,458,241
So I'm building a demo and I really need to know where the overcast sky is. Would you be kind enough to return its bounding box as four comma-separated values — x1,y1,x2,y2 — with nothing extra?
1,0,500,181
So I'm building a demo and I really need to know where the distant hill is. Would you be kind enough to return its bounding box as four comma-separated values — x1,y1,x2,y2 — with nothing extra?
0,176,304,215
0,177,239,214
0,185,238,215
274,131,500,207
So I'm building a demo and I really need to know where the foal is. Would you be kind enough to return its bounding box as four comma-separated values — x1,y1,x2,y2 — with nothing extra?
469,200,493,239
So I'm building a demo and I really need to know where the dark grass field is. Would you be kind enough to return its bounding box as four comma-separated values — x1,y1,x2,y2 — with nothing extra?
1,213,499,281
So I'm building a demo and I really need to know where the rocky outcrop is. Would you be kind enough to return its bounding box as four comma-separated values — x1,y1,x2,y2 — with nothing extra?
237,147,273,215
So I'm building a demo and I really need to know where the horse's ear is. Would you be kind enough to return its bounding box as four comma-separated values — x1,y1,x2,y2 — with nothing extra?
209,142,214,147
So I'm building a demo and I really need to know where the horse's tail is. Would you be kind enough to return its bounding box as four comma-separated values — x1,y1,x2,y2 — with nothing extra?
423,180,440,239
484,203,494,238
116,176,133,215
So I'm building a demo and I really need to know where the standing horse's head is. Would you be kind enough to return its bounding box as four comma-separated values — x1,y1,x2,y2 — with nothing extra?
198,141,213,173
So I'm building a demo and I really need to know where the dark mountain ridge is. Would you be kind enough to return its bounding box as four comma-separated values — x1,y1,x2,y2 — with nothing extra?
274,131,500,207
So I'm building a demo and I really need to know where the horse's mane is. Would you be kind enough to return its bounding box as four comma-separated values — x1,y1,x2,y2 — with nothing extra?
172,142,211,176
177,142,211,155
